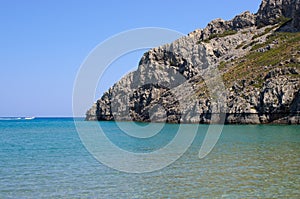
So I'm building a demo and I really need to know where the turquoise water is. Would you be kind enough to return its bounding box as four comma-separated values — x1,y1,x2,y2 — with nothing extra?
0,118,299,198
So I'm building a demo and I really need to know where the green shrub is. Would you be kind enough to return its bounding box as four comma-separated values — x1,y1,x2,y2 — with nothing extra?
198,30,238,43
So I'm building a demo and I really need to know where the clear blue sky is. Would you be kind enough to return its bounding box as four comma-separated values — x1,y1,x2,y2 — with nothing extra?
0,0,262,117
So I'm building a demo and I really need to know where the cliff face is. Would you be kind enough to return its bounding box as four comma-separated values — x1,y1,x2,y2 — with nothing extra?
86,0,300,124
256,0,300,31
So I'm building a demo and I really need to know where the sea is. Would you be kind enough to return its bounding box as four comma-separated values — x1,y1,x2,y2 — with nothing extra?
0,118,299,198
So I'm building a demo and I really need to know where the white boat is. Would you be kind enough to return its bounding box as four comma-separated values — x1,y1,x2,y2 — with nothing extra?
24,117,35,120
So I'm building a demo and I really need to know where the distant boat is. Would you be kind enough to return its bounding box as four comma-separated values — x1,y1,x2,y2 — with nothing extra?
24,117,35,120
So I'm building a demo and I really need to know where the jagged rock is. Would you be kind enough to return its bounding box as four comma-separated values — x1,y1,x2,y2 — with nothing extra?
200,12,256,41
232,11,256,29
86,0,300,124
256,44,275,52
199,19,230,41
256,0,300,31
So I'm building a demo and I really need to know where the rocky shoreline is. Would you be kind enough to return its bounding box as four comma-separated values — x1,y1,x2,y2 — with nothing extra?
86,0,300,124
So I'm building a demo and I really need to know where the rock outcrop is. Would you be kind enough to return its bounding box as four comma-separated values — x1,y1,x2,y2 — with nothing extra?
256,0,300,31
86,0,300,124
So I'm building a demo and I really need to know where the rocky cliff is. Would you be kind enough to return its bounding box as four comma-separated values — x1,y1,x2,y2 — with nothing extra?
86,0,300,124
256,0,300,31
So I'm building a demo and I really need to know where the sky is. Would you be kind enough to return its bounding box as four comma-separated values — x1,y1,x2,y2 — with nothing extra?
0,0,262,117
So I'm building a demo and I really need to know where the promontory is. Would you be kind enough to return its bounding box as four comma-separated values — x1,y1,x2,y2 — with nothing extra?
86,0,300,124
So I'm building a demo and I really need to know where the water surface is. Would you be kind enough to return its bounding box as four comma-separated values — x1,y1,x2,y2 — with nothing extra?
0,118,299,198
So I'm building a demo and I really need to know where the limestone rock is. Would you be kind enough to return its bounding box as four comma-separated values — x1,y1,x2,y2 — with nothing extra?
256,0,300,31
86,0,300,124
